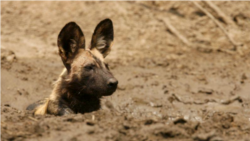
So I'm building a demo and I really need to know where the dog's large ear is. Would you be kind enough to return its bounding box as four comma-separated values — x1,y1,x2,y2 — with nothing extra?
90,19,114,58
57,22,85,70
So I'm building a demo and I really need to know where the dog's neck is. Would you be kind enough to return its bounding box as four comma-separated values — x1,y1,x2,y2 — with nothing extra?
61,92,101,113
55,71,101,114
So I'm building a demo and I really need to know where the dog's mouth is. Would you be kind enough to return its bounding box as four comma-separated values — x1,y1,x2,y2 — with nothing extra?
89,90,116,98
83,85,117,97
102,88,117,96
67,83,116,99
82,94,101,100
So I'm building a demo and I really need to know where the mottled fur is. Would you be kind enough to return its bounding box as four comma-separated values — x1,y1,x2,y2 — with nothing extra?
26,19,118,116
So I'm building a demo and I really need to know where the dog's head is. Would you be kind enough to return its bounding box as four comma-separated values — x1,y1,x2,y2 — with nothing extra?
57,19,118,99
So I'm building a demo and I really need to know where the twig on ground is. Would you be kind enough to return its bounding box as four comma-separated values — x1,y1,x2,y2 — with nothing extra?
160,18,192,47
28,116,38,122
128,1,192,47
204,1,235,26
193,1,241,50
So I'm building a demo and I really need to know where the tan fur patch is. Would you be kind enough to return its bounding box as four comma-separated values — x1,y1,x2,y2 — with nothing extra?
50,68,67,101
91,48,104,61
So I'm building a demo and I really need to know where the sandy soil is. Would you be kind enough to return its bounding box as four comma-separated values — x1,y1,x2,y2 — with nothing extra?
1,1,250,141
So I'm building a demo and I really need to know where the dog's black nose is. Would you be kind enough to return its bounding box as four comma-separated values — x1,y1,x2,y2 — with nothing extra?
107,78,118,88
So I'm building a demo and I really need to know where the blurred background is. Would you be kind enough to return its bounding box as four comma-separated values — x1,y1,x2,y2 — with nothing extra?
2,1,250,141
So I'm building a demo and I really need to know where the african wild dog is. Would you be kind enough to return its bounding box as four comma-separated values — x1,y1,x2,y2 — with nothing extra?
26,19,118,116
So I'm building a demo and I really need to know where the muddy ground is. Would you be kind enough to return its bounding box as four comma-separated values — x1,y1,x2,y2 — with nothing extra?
1,1,250,141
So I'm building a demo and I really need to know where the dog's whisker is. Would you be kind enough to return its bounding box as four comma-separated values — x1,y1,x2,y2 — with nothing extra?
78,87,85,95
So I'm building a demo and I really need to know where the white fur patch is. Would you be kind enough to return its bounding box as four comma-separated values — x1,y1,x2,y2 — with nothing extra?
34,98,49,115
96,36,106,50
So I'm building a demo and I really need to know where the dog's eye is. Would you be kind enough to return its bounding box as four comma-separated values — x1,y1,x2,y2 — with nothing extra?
84,64,95,71
105,63,110,70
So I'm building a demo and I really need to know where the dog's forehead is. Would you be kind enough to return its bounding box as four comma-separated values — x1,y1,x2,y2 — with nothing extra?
89,48,104,62
73,49,104,66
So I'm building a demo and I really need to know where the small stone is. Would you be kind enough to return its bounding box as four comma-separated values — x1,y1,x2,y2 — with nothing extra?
86,121,95,126
198,88,213,94
4,104,10,107
173,118,187,125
